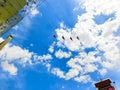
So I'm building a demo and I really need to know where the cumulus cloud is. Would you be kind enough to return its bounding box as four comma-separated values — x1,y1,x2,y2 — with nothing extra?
0,44,33,64
49,0,120,83
74,75,92,83
30,8,41,17
0,2,46,76
49,45,54,53
51,68,65,78
48,42,55,53
33,53,52,67
55,49,71,59
1,61,18,75
34,54,52,61
65,68,80,80
0,0,120,84
51,52,99,82
98,69,107,76
0,40,52,75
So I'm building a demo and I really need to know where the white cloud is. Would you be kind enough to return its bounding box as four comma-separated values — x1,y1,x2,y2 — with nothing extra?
81,0,120,15
33,53,52,62
48,42,55,53
51,68,65,78
12,25,19,31
0,0,120,85
0,41,52,75
55,49,71,59
30,8,40,17
0,44,33,64
61,86,65,89
33,54,52,65
49,45,54,53
98,69,107,76
65,68,80,80
51,67,93,83
0,43,33,75
1,61,18,75
84,64,98,73
56,28,82,51
74,75,92,83
50,52,99,83
49,0,120,83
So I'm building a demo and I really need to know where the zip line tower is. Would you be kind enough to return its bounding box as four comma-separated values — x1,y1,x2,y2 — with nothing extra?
95,79,115,90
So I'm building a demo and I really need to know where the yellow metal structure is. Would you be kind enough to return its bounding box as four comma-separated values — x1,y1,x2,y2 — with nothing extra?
0,0,28,51
0,34,13,50
0,0,38,50
0,0,27,25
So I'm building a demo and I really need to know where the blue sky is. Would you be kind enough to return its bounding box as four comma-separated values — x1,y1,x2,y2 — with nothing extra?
0,0,120,90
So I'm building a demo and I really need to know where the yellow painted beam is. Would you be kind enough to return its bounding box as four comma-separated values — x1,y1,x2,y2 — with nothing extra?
0,0,27,25
16,0,27,8
0,6,12,24
8,0,21,11
0,34,13,50
4,1,17,16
